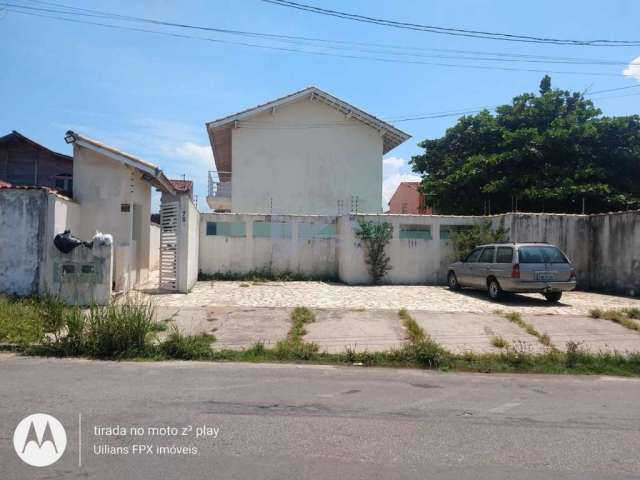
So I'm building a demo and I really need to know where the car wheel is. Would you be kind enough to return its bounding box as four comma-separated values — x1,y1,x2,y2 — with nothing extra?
448,271,460,290
544,291,562,303
488,278,503,301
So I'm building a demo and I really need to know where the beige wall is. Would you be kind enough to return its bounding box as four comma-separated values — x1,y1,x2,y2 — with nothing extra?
177,195,200,292
337,214,477,284
199,213,339,279
231,99,383,215
149,223,160,270
73,144,151,291
0,189,113,304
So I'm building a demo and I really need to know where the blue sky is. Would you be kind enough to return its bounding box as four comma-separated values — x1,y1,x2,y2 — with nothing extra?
1,0,639,211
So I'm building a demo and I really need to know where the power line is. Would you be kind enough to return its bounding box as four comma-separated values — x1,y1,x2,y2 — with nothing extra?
3,5,626,77
6,0,631,66
2,1,625,66
263,0,640,47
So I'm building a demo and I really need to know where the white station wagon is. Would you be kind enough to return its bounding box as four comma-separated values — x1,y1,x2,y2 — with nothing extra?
447,242,577,302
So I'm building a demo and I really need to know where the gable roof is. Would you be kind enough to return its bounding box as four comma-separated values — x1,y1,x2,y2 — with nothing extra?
388,181,424,206
205,86,411,155
64,131,176,195
0,130,72,161
169,179,193,192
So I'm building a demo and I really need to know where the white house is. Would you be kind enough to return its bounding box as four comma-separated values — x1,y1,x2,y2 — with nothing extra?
65,131,175,292
205,87,410,215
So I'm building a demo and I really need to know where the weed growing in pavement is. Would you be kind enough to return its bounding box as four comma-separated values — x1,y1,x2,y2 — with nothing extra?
495,310,555,349
490,336,508,349
399,308,425,343
589,308,640,332
397,309,448,368
274,307,319,360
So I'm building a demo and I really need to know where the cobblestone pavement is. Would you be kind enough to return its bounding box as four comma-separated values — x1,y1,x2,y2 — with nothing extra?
138,280,640,316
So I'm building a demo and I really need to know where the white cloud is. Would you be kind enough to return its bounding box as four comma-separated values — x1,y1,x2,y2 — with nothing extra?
622,56,640,81
174,142,213,167
381,156,421,209
383,156,405,169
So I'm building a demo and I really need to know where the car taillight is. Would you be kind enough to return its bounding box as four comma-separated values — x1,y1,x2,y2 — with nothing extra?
570,269,576,281
511,264,520,279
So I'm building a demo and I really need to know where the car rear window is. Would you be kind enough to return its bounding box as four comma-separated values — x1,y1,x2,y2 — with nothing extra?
518,246,568,264
496,247,513,263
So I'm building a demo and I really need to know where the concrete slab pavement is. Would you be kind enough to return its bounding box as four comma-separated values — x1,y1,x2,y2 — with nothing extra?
304,309,406,353
207,307,291,350
410,311,546,354
524,314,640,353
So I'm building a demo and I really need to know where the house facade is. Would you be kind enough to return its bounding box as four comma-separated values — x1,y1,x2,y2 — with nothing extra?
388,181,432,214
206,87,410,215
65,131,175,292
0,131,73,196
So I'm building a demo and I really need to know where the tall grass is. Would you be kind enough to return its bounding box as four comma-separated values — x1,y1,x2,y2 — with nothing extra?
0,296,44,347
159,326,215,360
83,300,156,358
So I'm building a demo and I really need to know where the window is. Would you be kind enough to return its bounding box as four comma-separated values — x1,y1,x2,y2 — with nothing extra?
478,247,495,263
298,222,336,239
399,224,431,240
496,247,514,263
401,203,408,214
54,173,73,194
465,248,483,263
206,221,246,237
518,246,568,264
253,221,291,238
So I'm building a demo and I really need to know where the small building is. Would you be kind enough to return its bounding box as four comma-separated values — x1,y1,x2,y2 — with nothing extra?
0,131,73,196
206,86,410,215
65,131,175,292
388,181,432,215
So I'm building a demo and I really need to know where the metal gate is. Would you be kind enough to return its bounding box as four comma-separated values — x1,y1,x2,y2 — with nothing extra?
159,201,178,291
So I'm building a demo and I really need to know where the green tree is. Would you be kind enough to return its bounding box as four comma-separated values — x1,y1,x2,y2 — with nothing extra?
411,77,640,214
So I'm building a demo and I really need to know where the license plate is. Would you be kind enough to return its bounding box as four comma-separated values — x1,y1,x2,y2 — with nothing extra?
537,272,555,282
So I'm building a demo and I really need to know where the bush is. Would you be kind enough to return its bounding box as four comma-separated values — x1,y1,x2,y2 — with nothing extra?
355,220,393,284
451,222,508,260
159,326,214,360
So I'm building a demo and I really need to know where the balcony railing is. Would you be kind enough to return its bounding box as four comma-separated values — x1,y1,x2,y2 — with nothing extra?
207,171,232,210
208,171,232,198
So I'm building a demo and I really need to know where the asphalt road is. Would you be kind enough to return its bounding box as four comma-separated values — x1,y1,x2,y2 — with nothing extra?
1,354,639,480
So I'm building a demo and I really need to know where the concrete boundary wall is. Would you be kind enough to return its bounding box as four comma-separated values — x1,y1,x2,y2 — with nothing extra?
199,213,339,279
176,195,200,293
0,189,114,304
199,210,639,296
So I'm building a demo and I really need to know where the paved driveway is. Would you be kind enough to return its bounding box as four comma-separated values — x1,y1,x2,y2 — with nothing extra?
137,281,640,354
140,281,640,316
